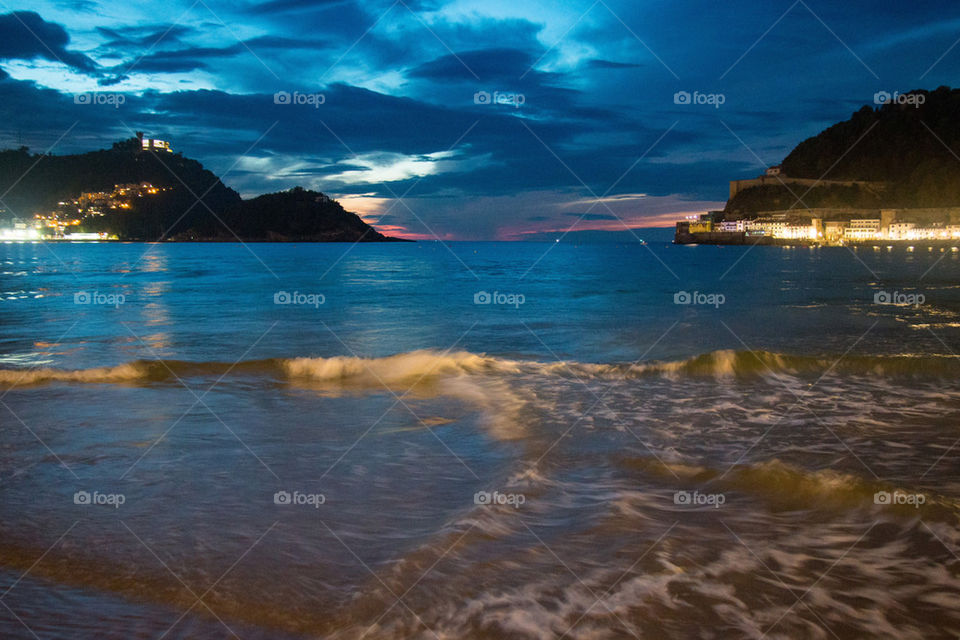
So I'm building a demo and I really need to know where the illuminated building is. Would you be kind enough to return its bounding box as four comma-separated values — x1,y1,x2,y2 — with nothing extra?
844,219,881,240
887,222,915,239
0,219,41,240
718,220,746,232
136,131,172,152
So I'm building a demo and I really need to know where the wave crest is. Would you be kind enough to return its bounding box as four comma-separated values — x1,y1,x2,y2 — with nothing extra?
0,361,158,386
281,350,518,386
625,457,957,519
2,348,958,390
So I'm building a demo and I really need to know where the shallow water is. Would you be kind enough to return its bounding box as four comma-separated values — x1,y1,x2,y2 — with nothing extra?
0,240,959,638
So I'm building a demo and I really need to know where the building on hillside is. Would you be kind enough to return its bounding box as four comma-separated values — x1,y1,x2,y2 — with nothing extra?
136,131,172,152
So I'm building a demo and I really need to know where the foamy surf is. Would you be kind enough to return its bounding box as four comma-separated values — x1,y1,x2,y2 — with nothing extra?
0,361,156,386
3,348,960,391
622,457,957,520
280,349,521,385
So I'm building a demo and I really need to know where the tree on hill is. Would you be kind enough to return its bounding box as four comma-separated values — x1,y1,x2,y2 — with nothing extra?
734,86,960,212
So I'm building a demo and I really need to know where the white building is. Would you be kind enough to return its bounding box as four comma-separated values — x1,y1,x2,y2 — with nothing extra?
845,219,881,240
746,218,792,237
136,131,172,152
141,138,171,152
887,222,915,240
776,224,817,240
718,220,746,232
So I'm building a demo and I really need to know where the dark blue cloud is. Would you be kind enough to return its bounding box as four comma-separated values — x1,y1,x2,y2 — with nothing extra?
245,0,351,15
0,11,97,73
586,59,644,69
409,48,539,82
96,24,195,49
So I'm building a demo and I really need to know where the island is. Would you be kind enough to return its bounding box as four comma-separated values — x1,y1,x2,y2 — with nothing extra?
676,85,960,246
0,134,406,242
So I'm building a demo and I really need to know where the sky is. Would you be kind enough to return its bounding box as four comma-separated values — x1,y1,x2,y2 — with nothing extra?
0,0,958,239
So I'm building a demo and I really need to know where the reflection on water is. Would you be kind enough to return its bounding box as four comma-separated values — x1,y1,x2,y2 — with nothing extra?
0,242,958,638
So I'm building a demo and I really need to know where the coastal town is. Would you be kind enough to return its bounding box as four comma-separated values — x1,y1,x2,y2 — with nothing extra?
0,180,171,241
676,165,960,246
0,133,173,241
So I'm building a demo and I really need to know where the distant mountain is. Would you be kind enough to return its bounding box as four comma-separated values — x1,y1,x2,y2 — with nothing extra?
0,139,402,242
726,85,960,214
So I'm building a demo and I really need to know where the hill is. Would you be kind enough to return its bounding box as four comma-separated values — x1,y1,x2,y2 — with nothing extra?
185,187,395,242
0,139,402,242
726,85,960,214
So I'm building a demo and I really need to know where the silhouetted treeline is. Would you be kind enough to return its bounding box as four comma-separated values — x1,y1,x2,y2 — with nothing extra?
730,86,960,212
725,184,883,215
783,86,960,205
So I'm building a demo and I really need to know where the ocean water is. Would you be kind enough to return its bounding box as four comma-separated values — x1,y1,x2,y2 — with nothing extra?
1,239,959,639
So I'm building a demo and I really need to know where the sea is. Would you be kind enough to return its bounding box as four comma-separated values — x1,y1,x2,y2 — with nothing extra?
1,236,959,639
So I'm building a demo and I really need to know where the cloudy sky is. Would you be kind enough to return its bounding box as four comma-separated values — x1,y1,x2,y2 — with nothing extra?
0,0,958,239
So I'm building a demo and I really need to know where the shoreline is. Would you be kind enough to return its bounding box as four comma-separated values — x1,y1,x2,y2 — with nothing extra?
675,233,960,248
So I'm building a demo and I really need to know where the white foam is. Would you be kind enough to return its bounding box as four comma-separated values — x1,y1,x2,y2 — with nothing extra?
0,362,149,386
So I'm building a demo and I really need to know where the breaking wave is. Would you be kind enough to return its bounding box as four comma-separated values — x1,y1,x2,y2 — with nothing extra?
622,457,958,519
2,348,960,389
